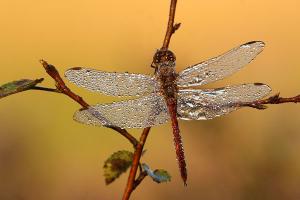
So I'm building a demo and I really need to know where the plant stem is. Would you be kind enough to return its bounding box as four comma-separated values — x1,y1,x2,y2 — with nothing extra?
122,127,151,200
162,0,180,50
133,171,148,190
237,93,300,109
31,86,60,93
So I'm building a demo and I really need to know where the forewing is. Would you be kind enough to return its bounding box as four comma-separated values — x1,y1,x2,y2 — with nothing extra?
73,94,169,128
177,83,271,120
65,67,157,96
177,41,265,87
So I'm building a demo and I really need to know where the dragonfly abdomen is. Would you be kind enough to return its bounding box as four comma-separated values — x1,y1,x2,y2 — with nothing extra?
166,98,188,185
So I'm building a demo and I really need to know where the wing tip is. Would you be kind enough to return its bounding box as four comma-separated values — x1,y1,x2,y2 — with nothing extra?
254,82,272,94
69,67,83,70
254,82,265,86
64,67,84,78
244,41,265,47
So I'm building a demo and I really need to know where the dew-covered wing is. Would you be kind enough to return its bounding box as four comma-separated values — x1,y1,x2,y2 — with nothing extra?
65,67,157,96
73,94,169,128
177,83,271,120
177,41,265,87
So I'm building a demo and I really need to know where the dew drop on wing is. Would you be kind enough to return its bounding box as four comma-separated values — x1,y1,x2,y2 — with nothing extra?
177,83,271,120
73,94,170,128
65,68,157,97
177,41,266,88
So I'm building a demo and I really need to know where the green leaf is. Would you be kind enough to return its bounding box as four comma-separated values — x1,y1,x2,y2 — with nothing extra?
103,150,134,185
0,78,44,99
142,163,171,183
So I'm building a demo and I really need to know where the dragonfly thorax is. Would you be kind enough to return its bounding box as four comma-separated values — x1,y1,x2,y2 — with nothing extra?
152,49,176,68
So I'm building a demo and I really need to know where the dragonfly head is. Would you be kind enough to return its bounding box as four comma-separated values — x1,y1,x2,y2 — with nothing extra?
152,49,176,68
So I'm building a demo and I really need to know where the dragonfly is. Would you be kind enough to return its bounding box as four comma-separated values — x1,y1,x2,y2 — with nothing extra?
65,41,271,185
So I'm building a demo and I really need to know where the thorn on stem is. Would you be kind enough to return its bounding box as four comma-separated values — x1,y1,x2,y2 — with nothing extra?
172,23,181,33
269,93,280,104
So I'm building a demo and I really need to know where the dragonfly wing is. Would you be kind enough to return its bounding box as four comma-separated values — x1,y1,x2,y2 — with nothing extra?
177,41,265,87
177,83,271,120
65,67,157,96
73,93,169,128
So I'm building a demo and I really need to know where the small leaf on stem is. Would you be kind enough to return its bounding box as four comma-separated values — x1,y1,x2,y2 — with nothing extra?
142,163,171,183
104,150,134,185
0,78,44,99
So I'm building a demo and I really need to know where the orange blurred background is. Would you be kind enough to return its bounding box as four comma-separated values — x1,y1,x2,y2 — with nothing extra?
1,0,300,199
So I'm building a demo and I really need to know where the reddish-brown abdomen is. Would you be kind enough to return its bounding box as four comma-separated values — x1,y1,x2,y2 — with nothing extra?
167,98,188,185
